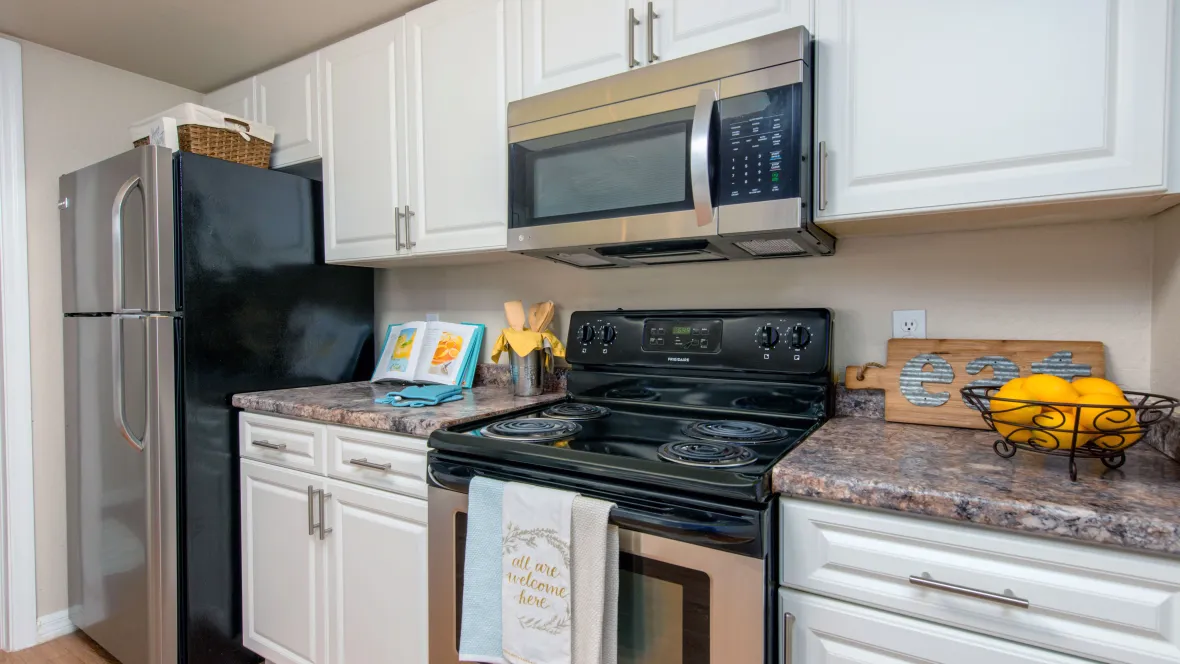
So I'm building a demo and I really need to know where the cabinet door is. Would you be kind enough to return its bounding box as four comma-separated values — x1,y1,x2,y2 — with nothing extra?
325,479,428,664
405,0,519,255
649,0,811,65
241,460,326,664
320,19,409,263
203,78,256,120
814,0,1169,220
522,0,633,97
258,52,322,168
781,590,1089,664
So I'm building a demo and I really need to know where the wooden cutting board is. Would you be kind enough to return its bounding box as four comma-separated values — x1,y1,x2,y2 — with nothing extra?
845,339,1106,429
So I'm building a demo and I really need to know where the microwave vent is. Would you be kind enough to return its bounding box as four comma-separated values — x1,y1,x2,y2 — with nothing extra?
550,252,615,268
734,237,810,258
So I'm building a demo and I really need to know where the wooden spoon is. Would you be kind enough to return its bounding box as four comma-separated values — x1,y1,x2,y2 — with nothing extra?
527,302,543,332
535,301,555,333
504,300,526,331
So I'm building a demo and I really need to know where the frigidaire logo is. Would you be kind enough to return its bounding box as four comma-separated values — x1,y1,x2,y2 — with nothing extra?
667,357,690,362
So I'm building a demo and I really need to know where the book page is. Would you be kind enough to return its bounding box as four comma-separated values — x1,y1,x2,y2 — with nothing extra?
372,322,426,382
414,322,479,385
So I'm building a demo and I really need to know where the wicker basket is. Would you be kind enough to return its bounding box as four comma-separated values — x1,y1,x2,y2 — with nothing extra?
133,118,272,169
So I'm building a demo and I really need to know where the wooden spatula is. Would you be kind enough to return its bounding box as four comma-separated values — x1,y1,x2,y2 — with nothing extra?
527,302,543,332
535,301,555,333
504,300,526,331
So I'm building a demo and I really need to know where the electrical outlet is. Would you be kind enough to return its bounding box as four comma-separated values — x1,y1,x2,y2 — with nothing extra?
892,310,927,339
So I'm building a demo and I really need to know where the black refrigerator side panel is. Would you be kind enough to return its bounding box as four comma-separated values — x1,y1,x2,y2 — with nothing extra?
175,153,374,664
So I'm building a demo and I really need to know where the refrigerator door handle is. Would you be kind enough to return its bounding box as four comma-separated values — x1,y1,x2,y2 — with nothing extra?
111,315,145,451
111,174,143,314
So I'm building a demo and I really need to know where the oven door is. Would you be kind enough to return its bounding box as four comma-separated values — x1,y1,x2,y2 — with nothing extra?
507,82,720,259
428,486,765,664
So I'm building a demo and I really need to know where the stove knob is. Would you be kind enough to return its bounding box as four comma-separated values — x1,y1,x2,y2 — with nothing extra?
789,324,812,350
578,323,596,344
601,325,617,343
758,324,780,349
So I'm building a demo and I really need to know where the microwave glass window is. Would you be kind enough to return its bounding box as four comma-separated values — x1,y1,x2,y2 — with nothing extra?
510,107,696,227
717,83,803,206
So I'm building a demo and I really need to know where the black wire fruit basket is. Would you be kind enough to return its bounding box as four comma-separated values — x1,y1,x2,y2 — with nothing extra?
960,386,1179,481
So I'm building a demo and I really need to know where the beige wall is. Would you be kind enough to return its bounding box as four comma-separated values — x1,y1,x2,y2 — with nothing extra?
377,219,1156,388
17,39,199,617
1153,205,1180,397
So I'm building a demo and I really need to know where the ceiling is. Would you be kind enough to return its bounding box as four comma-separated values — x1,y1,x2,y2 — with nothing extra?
0,0,430,92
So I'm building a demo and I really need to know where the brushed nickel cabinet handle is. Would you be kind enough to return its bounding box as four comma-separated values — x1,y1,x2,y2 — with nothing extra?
319,491,333,540
783,612,795,663
252,440,287,451
307,485,316,536
646,2,659,64
627,8,641,68
403,205,416,248
395,207,405,249
909,573,1030,609
349,457,392,471
818,141,828,211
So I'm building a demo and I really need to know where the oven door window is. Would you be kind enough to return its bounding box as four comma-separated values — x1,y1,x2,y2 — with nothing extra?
509,107,696,227
455,514,710,663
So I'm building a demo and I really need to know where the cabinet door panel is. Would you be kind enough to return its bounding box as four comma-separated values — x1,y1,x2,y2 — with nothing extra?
203,78,256,120
321,19,408,262
241,460,325,664
406,0,517,255
652,0,811,64
326,480,428,664
258,52,322,167
782,590,1090,664
522,0,633,97
815,0,1168,220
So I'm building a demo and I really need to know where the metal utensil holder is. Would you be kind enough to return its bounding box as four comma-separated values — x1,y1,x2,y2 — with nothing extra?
510,349,547,396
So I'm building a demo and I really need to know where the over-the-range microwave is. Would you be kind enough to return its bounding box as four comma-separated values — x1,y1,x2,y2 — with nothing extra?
507,26,833,268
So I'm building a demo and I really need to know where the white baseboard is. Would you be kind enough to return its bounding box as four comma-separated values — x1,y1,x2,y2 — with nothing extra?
36,610,75,643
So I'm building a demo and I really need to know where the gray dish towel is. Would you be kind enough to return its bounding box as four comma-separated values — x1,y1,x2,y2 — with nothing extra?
571,496,617,664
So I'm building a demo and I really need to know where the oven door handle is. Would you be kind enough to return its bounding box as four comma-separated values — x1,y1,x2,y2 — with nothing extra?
689,87,717,228
609,505,759,546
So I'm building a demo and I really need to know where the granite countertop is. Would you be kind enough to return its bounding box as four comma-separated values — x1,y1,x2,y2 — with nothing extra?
231,381,565,437
774,417,1180,557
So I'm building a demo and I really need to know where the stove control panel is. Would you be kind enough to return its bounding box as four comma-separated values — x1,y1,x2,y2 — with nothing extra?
567,309,832,376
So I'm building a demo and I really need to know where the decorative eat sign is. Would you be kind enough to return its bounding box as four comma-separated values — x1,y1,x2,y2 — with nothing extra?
846,339,1106,430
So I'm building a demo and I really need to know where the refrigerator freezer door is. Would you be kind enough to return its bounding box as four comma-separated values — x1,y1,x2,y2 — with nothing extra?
65,314,178,664
61,146,176,314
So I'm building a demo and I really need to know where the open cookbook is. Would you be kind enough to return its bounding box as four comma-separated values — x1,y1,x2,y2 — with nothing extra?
372,321,484,387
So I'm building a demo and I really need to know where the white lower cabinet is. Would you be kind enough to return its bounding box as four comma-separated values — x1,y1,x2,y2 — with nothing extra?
781,589,1088,664
326,480,429,664
240,421,429,664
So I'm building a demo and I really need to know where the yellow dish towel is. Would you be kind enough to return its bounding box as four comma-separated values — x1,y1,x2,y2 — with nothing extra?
491,328,566,369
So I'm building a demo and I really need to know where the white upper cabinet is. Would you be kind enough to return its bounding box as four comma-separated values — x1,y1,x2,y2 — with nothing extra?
814,0,1170,220
405,0,520,254
648,0,811,63
521,0,633,97
257,52,322,168
320,19,409,263
203,78,256,120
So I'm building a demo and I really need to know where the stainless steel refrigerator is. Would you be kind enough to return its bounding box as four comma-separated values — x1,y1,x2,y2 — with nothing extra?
60,146,374,664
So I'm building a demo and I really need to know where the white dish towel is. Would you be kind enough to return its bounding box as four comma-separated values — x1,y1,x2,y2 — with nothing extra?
502,483,577,664
571,496,615,664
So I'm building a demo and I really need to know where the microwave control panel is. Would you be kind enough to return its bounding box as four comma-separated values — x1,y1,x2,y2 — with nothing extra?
718,84,803,206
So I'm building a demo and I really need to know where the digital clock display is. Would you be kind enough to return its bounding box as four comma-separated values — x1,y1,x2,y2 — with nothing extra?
671,326,692,335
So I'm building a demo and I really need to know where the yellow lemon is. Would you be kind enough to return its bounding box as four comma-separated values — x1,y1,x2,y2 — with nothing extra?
1071,377,1124,399
988,387,1039,426
1033,404,1077,429
1002,377,1026,391
1027,413,1091,450
1087,429,1142,451
995,422,1032,443
1023,374,1080,404
1075,393,1136,432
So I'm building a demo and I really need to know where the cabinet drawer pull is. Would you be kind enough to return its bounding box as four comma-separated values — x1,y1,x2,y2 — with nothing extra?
319,491,333,540
783,612,795,663
252,439,287,451
627,8,640,68
909,572,1030,609
307,485,317,535
349,457,392,471
646,2,659,64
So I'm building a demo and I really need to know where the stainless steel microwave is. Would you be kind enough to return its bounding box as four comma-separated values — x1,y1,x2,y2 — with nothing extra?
507,26,833,268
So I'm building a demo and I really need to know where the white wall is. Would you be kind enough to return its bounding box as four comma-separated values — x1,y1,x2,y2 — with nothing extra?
377,219,1155,388
1154,205,1180,397
17,38,200,617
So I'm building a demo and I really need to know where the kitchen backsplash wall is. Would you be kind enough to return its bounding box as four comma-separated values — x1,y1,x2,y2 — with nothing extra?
377,219,1156,389
1153,205,1180,398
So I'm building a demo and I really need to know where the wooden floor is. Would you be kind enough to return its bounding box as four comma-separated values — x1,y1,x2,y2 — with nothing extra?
0,632,120,663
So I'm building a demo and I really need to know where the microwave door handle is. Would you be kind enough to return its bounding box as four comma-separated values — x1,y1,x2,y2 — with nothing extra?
689,88,716,228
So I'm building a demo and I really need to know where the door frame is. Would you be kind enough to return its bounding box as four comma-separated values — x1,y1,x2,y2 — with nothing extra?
0,36,41,651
